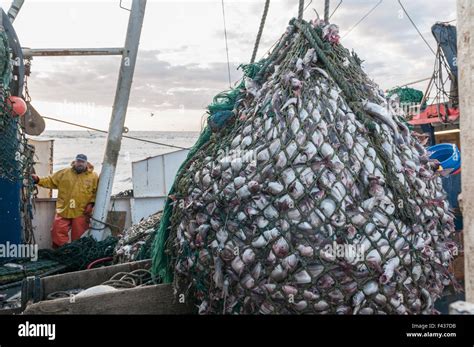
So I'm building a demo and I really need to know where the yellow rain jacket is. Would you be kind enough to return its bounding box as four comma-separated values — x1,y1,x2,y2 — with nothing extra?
38,162,99,219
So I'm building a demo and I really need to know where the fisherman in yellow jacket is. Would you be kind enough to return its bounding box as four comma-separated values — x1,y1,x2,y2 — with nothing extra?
32,154,99,248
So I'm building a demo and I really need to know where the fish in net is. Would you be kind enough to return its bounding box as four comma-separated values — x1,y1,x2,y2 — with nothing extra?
152,18,460,315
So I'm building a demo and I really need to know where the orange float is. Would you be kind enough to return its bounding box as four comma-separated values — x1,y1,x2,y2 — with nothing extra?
7,96,27,116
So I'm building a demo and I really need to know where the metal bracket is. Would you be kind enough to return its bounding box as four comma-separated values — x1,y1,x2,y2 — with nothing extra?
119,0,131,12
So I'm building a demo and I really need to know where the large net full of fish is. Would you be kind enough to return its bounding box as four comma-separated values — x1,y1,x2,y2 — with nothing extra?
151,18,460,314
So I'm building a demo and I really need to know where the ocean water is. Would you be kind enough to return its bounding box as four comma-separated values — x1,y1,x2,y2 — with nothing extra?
31,131,200,194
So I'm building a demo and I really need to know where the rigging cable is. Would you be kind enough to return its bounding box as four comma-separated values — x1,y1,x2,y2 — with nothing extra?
250,0,271,64
397,0,436,56
342,0,382,38
41,116,190,150
221,0,232,88
329,0,343,20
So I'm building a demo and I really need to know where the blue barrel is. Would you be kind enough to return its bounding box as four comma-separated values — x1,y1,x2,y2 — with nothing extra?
427,143,461,172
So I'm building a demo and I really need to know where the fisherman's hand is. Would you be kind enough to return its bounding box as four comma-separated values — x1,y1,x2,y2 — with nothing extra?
31,174,39,184
84,203,94,216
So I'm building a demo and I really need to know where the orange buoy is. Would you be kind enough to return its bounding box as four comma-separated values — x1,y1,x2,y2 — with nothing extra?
7,96,27,116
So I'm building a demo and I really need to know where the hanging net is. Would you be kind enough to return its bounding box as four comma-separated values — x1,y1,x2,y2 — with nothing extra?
0,25,35,243
151,18,460,314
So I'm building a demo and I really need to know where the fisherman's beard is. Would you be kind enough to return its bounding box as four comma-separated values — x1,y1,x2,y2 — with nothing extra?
73,166,86,174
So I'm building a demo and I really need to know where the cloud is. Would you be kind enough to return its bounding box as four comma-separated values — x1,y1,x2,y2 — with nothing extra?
23,0,457,130
329,0,456,89
27,50,244,112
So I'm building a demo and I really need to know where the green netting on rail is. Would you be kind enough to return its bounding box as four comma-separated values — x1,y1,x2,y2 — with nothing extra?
387,87,423,105
38,236,118,271
0,260,62,286
0,236,118,286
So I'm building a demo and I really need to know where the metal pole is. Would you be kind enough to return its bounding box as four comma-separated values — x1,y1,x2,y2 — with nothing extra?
90,0,146,240
7,0,24,22
324,0,330,22
22,47,124,57
458,0,474,304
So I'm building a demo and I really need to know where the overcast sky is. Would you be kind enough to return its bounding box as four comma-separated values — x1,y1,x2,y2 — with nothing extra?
3,0,457,131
